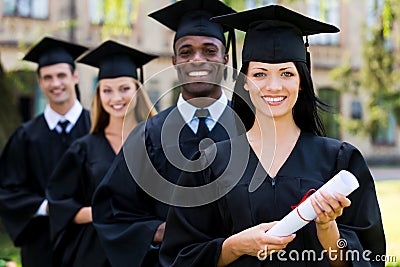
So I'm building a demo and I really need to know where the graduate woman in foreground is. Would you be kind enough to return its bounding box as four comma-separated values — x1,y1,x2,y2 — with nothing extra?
46,40,157,267
160,5,385,267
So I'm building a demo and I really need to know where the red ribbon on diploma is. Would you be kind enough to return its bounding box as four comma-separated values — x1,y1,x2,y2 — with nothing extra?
291,189,316,222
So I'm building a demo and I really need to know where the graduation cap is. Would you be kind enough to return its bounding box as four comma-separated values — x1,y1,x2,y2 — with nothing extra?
77,40,158,83
211,5,339,71
23,36,88,68
149,0,238,79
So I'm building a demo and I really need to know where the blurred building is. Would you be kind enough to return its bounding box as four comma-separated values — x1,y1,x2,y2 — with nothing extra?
0,0,399,162
0,0,178,113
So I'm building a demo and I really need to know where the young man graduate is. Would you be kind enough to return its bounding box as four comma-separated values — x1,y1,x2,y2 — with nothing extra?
91,0,238,266
0,37,91,267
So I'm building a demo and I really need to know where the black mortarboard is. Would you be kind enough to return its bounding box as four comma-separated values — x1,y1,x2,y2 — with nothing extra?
149,0,235,44
23,36,88,68
149,0,238,79
211,5,339,69
77,40,158,83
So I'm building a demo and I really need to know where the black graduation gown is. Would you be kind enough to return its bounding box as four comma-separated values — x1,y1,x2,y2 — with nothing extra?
0,110,90,267
92,104,238,267
160,132,386,267
47,131,114,267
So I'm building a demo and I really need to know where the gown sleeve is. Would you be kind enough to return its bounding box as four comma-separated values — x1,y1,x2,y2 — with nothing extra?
0,126,44,245
335,142,386,267
92,149,164,267
46,140,87,243
160,149,228,267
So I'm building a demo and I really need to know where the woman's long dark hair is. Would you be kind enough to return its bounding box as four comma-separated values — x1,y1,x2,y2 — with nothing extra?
231,61,327,136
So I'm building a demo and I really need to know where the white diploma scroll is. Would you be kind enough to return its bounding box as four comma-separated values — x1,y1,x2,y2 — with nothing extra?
267,170,359,237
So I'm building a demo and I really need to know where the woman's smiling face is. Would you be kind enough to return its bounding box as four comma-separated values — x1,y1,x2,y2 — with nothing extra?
245,61,300,120
99,77,138,119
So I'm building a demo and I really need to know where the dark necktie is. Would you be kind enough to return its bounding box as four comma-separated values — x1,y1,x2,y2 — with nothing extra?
194,109,210,139
58,120,70,135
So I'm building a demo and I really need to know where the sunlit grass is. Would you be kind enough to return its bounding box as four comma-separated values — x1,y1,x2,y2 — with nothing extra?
0,223,20,265
376,179,400,266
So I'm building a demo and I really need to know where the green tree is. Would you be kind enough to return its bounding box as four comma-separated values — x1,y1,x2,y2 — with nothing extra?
0,58,22,265
332,0,400,140
0,59,22,150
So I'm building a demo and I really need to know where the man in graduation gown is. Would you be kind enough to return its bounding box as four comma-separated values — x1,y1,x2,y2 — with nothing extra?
91,1,238,266
0,37,91,267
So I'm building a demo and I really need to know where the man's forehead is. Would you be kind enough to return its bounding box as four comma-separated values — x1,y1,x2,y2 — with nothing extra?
175,35,224,48
39,63,73,75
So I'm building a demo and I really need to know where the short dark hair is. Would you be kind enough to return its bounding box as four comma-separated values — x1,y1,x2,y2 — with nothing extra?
231,61,326,136
36,62,76,77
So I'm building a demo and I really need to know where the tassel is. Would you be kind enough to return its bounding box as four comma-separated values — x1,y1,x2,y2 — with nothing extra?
305,36,311,74
231,28,237,80
223,67,227,80
75,85,80,101
139,66,144,84
226,29,238,81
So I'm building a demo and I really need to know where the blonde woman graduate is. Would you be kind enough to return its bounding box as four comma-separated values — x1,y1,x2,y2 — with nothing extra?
47,40,157,267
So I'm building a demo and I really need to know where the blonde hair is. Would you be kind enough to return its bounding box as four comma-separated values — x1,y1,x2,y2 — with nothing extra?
90,78,157,134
